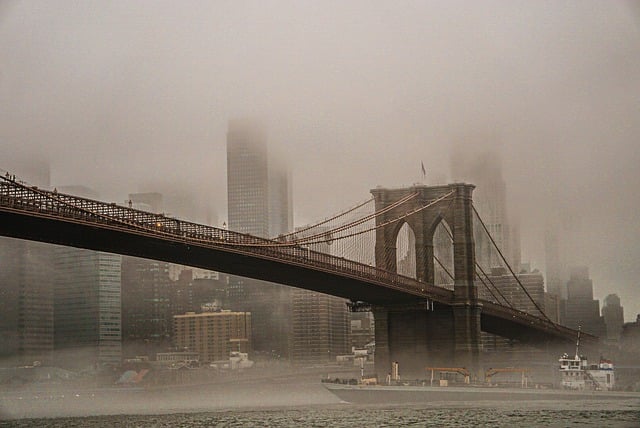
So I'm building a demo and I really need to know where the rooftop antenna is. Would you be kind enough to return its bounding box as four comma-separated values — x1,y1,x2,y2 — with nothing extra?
575,325,582,359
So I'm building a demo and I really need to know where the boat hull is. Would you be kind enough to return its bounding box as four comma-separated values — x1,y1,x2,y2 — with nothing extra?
323,383,640,404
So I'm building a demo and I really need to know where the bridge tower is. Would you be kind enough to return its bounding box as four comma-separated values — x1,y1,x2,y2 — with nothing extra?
370,183,481,378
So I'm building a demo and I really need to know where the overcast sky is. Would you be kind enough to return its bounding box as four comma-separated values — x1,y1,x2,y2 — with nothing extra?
1,1,639,319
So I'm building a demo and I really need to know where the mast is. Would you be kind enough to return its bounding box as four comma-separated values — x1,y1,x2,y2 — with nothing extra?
575,325,582,359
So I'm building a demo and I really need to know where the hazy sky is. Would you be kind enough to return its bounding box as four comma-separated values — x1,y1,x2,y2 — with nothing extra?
1,1,639,319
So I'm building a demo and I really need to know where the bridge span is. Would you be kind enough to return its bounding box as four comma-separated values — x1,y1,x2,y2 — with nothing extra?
0,175,595,375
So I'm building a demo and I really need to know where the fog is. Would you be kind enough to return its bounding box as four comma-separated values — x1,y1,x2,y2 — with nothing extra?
1,1,639,319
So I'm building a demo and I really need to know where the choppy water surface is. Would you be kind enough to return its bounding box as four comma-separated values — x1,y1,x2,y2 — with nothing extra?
2,401,640,427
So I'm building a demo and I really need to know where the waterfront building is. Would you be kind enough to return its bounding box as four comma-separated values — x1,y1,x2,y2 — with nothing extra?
350,311,375,350
173,309,251,363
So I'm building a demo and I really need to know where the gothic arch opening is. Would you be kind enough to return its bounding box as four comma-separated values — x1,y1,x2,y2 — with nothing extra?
433,219,454,290
395,222,416,279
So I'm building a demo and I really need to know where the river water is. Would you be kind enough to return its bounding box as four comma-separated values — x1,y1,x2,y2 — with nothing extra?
2,402,640,427
1,374,639,427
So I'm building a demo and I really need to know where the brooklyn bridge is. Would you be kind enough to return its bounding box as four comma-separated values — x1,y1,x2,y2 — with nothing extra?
0,173,595,376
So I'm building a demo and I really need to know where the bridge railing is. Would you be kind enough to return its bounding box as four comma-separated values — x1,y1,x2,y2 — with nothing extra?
0,177,453,303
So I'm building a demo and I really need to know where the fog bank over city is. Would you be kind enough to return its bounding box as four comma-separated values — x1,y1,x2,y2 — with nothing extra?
1,1,639,318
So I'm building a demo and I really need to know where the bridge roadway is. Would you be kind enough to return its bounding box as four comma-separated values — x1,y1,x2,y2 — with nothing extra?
0,177,594,347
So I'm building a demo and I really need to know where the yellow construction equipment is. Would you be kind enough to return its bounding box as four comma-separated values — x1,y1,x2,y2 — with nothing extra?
425,367,470,386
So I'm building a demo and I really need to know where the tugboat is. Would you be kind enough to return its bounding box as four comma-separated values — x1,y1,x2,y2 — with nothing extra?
558,327,615,391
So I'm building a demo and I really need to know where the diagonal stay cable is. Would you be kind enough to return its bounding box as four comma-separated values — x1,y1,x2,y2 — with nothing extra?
274,190,456,248
475,262,515,309
275,197,374,240
286,191,419,245
475,270,501,304
472,203,557,328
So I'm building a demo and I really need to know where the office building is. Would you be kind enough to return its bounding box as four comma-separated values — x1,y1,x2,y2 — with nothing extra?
602,294,624,346
288,227,351,363
227,119,270,238
290,289,350,364
121,256,171,357
120,193,172,358
53,186,122,368
450,147,520,272
478,266,547,353
0,159,54,366
563,267,606,337
226,118,293,359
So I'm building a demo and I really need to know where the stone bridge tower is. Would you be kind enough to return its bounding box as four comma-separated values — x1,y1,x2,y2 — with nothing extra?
370,183,481,378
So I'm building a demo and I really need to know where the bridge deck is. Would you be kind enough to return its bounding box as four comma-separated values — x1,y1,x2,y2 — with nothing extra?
0,176,595,346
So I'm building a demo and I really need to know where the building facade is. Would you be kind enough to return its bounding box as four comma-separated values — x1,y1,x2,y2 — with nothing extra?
478,267,547,353
450,147,520,272
53,185,122,369
602,294,624,347
0,239,55,366
563,266,606,337
54,247,122,368
290,289,351,364
0,161,53,366
121,256,171,358
173,310,251,363
225,118,293,359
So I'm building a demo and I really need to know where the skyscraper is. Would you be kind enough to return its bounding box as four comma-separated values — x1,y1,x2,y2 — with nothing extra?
450,146,520,272
289,226,351,364
0,159,53,366
564,266,606,337
227,119,270,238
53,186,122,368
226,118,293,359
121,193,172,358
602,294,624,347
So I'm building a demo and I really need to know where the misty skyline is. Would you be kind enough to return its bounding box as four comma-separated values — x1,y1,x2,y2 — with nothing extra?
1,1,639,319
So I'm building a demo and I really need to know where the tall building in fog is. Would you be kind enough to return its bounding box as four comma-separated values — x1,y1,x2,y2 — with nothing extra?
290,227,350,364
544,227,566,299
0,238,54,365
0,159,54,366
450,147,520,272
53,186,121,368
226,118,293,359
290,289,350,364
563,266,606,337
121,193,172,358
227,119,270,238
602,294,624,347
478,266,547,352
